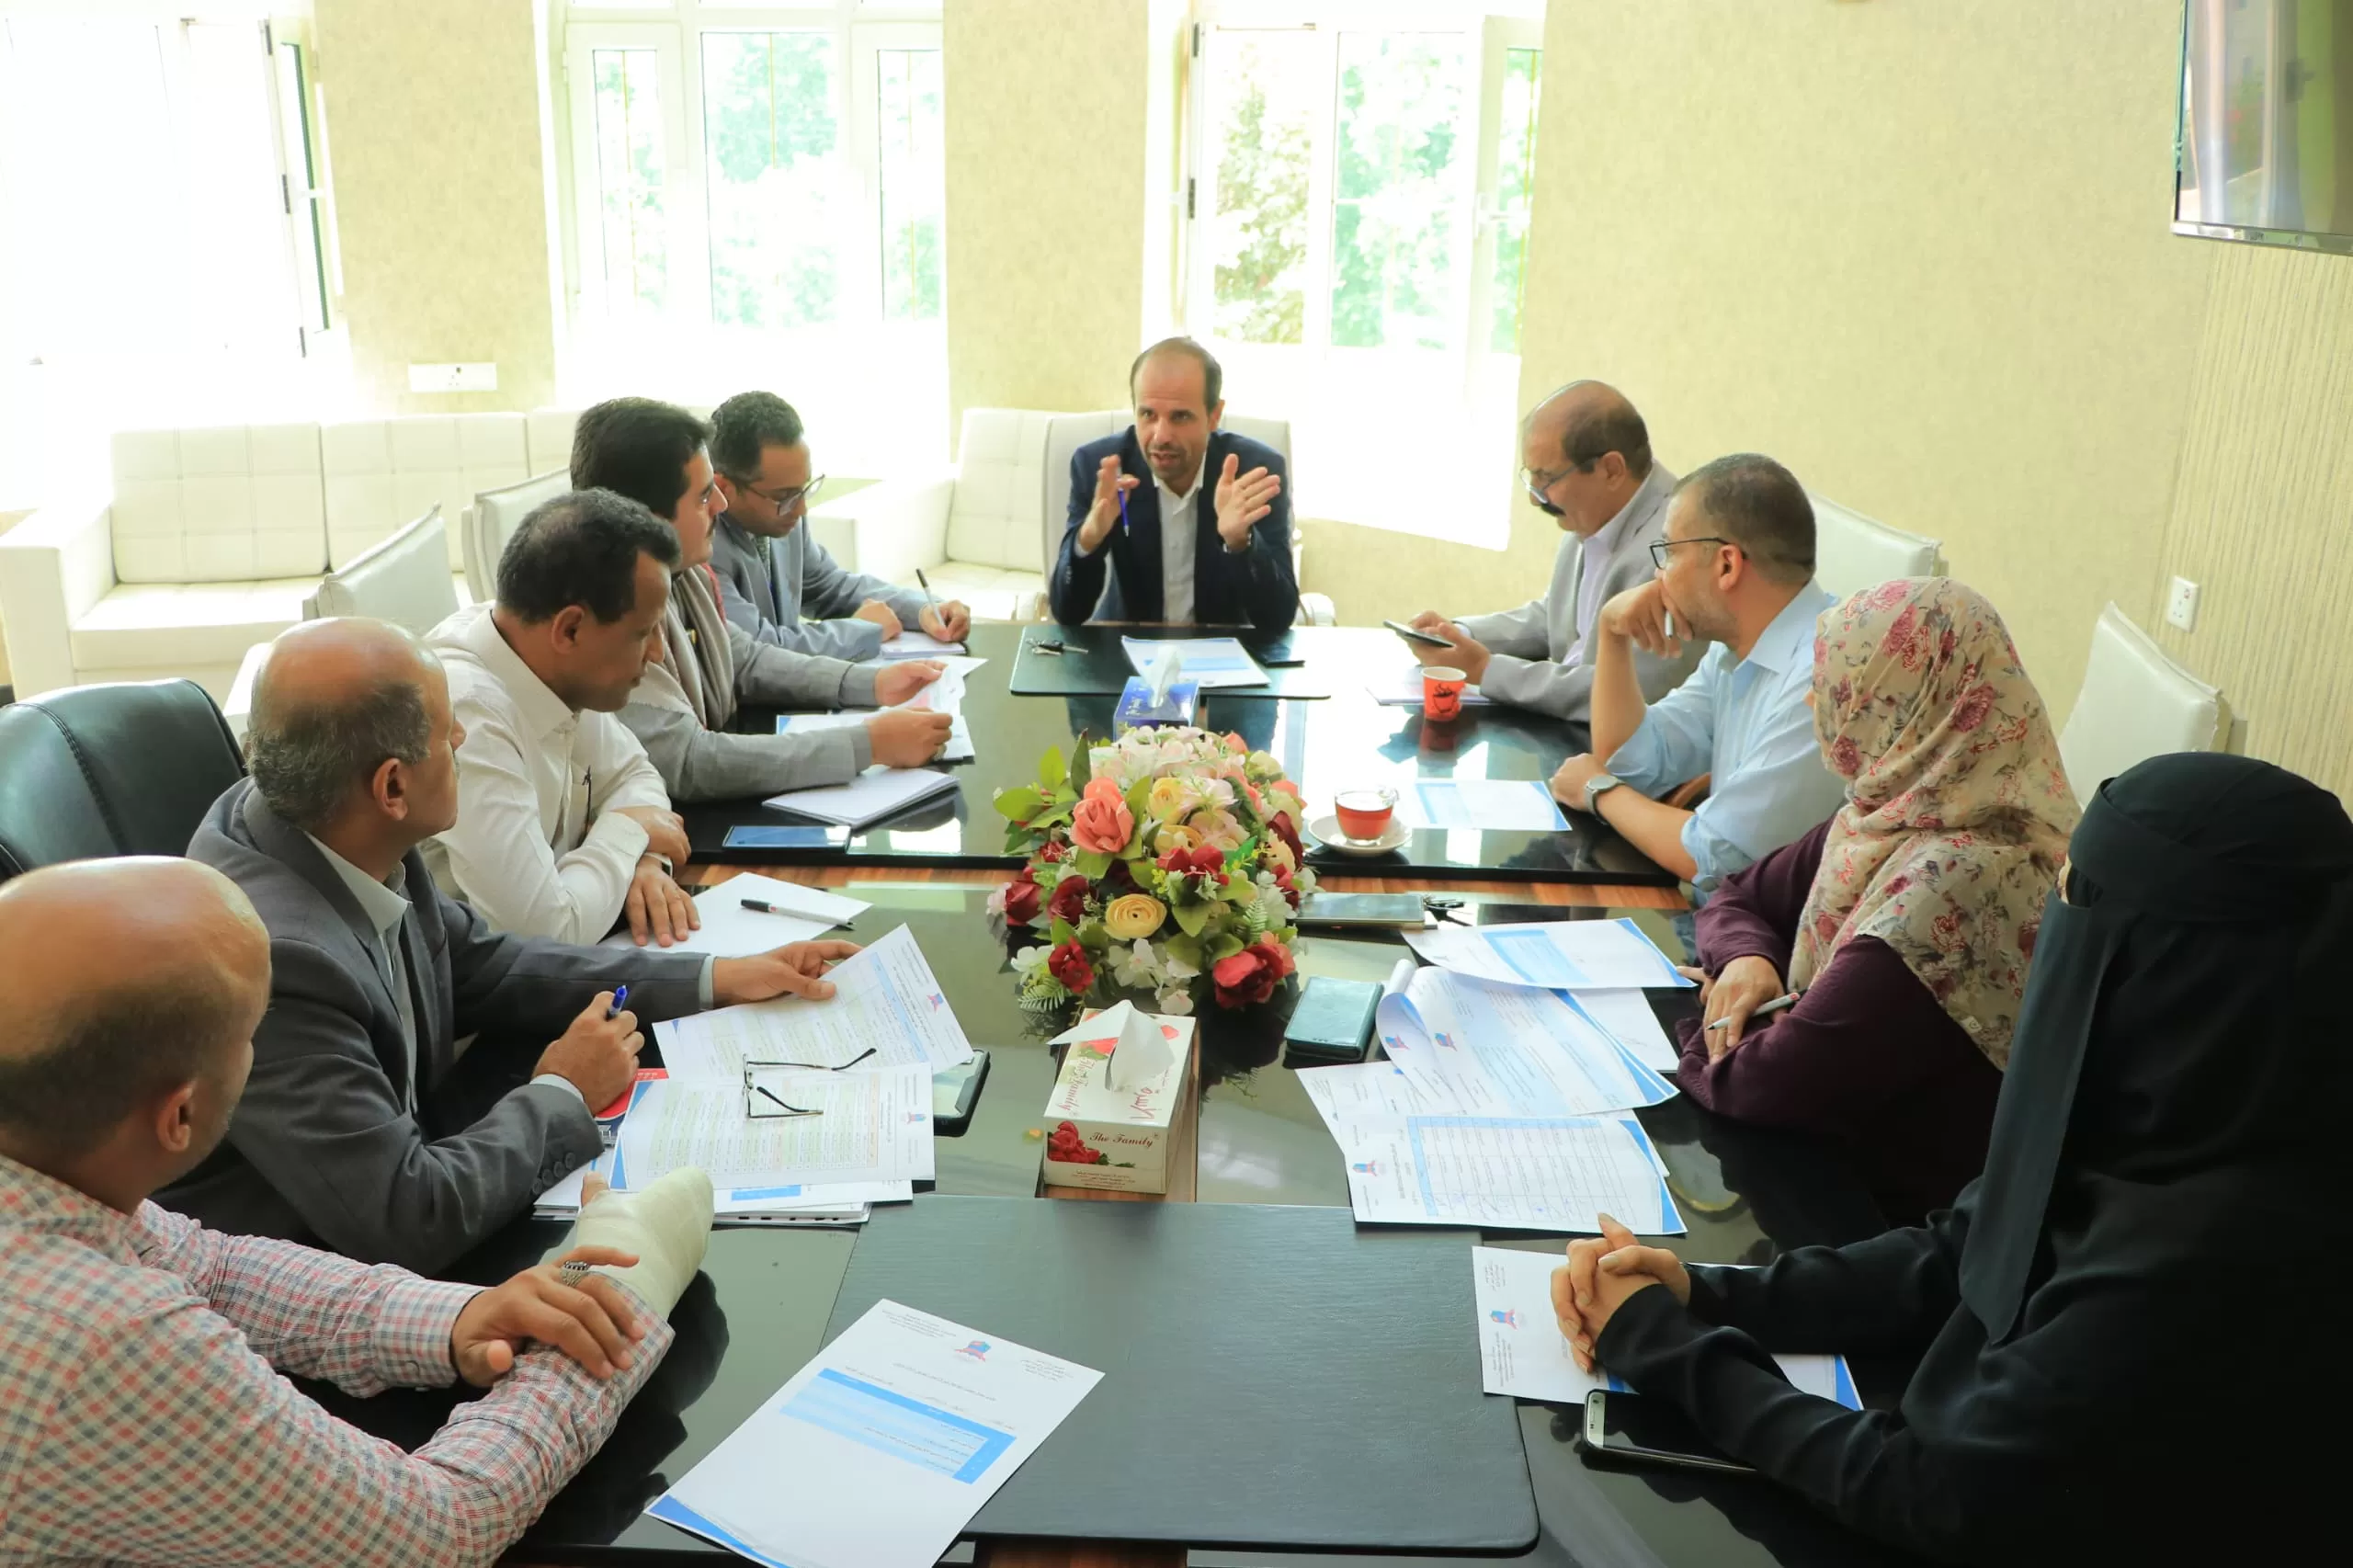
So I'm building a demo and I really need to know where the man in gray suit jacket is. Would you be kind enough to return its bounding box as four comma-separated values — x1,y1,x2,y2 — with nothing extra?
707,390,972,658
1410,382,1700,723
165,617,859,1271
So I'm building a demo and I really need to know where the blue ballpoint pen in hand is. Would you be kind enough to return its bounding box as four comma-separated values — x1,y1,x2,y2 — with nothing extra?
1117,483,1131,537
605,984,630,1020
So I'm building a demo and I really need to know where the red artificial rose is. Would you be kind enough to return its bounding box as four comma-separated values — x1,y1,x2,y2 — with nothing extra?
1267,810,1303,863
1002,871,1042,925
1211,939,1295,1008
1047,939,1096,994
1155,844,1226,881
1038,839,1066,863
1047,877,1089,927
1272,861,1301,909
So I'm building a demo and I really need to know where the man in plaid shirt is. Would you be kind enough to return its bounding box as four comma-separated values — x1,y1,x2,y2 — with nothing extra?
0,857,714,1567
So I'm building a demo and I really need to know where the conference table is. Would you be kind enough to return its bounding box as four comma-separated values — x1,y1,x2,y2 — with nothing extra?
327,622,1920,1567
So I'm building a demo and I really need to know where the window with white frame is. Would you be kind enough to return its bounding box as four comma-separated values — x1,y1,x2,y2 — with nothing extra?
0,7,331,508
1184,1,1542,545
555,1,947,470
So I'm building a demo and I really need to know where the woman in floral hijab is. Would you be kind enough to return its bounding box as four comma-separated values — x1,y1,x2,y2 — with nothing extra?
1676,577,2077,1221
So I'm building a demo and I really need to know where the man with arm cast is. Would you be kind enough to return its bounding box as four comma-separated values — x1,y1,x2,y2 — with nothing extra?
1548,453,1845,897
0,856,717,1568
708,390,972,657
171,616,856,1272
1048,336,1296,630
1408,381,1699,723
573,398,950,802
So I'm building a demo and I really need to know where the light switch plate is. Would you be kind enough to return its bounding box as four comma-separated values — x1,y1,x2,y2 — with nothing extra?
407,362,499,393
2165,575,2200,631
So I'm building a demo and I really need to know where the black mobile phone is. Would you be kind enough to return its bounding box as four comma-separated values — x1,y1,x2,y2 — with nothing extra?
1297,892,1427,929
1579,1391,1757,1477
930,1051,990,1135
1282,975,1382,1060
1383,618,1453,648
722,824,852,850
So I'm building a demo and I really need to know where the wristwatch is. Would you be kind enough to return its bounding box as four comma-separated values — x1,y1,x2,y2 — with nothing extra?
1582,772,1624,815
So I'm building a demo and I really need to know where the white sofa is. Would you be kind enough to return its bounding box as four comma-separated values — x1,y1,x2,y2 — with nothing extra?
805,406,1333,625
0,413,579,700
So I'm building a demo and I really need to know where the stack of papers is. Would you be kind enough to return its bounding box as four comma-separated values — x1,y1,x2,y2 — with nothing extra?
535,926,972,1227
1404,916,1694,991
601,873,867,955
876,629,968,659
764,767,961,828
778,655,985,763
1471,1245,1859,1408
1393,778,1567,833
648,1301,1101,1568
1300,955,1688,1233
1120,635,1267,688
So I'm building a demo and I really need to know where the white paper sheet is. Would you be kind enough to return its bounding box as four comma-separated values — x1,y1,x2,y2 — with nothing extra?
1470,1245,1859,1407
1372,967,1677,1118
1335,1111,1685,1233
764,767,961,827
654,923,975,1078
615,1064,936,1188
1393,778,1567,833
600,873,867,957
647,1300,1102,1568
876,630,969,659
1119,635,1267,687
1404,916,1692,990
1571,988,1679,1072
1299,1060,1495,1125
1365,669,1495,708
778,709,973,763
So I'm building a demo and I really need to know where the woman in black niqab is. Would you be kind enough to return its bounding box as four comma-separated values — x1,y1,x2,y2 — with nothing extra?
1570,754,2353,1565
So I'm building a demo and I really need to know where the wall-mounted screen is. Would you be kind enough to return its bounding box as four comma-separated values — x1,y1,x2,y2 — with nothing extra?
2176,0,2353,254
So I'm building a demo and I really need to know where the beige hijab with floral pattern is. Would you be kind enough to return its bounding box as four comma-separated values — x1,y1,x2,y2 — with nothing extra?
1791,578,2077,1068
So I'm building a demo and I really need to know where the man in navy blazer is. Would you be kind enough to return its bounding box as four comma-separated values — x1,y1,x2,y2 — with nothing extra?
1048,337,1297,630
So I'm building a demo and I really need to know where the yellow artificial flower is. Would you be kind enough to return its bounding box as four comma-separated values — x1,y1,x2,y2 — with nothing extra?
1147,776,1199,822
1104,892,1167,939
1261,836,1297,872
1155,823,1203,854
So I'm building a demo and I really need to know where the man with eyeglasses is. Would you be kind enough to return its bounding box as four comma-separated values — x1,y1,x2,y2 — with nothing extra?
1547,453,1844,902
707,392,970,659
1409,381,1699,724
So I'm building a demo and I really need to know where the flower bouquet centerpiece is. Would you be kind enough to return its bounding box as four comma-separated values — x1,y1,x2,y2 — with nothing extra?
991,727,1319,1016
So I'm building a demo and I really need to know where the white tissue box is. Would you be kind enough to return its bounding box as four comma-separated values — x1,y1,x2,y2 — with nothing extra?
1041,1011,1197,1194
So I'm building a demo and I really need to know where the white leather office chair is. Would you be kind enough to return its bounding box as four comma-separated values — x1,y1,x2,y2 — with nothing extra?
1809,493,1944,600
2056,603,2223,807
464,469,570,604
223,507,457,740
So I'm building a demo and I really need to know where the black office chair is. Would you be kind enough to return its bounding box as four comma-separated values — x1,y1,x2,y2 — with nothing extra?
0,678,246,880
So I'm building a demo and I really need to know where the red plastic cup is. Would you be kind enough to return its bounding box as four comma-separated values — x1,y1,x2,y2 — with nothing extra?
1421,665,1468,722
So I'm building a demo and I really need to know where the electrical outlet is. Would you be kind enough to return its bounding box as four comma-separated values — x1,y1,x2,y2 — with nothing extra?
2165,575,2200,632
407,362,499,393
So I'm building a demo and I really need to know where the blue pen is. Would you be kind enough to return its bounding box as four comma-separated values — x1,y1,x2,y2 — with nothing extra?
606,984,630,1019
1117,483,1131,537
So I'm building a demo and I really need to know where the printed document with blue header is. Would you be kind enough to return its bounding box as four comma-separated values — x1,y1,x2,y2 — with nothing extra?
1373,963,1677,1119
1405,916,1695,990
1334,1111,1685,1234
648,1300,1102,1568
1470,1245,1859,1409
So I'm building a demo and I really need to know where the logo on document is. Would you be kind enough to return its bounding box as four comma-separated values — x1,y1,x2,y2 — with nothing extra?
1489,1309,1522,1328
927,992,948,1011
906,1111,929,1125
1435,1032,1459,1051
954,1340,992,1361
1350,1161,1381,1176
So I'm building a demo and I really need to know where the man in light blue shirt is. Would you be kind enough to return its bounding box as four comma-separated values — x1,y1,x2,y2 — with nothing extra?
1548,453,1844,899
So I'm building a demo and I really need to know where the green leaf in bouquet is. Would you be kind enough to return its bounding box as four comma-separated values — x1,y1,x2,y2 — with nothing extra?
995,785,1043,822
1031,801,1076,831
1074,849,1112,881
1170,898,1212,937
1163,931,1204,970
1070,734,1093,790
1076,920,1110,950
1040,745,1067,790
1208,931,1245,961
1124,777,1153,831
1049,915,1077,947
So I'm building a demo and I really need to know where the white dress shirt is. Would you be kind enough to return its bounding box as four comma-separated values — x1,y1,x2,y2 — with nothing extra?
422,602,674,944
1158,463,1203,625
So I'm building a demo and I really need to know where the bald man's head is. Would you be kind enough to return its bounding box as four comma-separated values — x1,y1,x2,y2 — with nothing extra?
1521,381,1653,536
0,858,269,1172
247,618,457,839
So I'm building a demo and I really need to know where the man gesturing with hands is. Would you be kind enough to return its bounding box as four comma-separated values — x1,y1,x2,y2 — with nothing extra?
173,616,859,1272
1048,336,1298,630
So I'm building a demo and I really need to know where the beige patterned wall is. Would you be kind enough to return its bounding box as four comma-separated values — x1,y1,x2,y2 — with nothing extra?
313,0,558,415
943,0,1149,443
2148,246,2353,788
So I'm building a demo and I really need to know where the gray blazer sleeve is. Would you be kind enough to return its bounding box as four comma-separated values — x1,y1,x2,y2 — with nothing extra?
728,622,881,710
1455,599,1554,660
438,887,706,1040
1472,540,1703,722
798,540,932,635
225,935,604,1273
619,699,874,803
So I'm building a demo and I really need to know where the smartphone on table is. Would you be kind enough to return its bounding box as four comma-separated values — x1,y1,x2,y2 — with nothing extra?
1578,1391,1756,1477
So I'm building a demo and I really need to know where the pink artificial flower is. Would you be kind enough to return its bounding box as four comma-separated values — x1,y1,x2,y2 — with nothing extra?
1071,792,1136,855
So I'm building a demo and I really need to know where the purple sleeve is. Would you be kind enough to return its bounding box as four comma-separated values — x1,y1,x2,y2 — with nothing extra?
1694,815,1836,976
1672,935,1974,1137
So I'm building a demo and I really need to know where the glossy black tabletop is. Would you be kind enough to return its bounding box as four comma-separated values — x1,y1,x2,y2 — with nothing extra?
330,887,1918,1567
679,623,1678,887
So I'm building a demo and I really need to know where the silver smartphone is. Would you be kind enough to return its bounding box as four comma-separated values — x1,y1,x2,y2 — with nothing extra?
1579,1391,1756,1477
